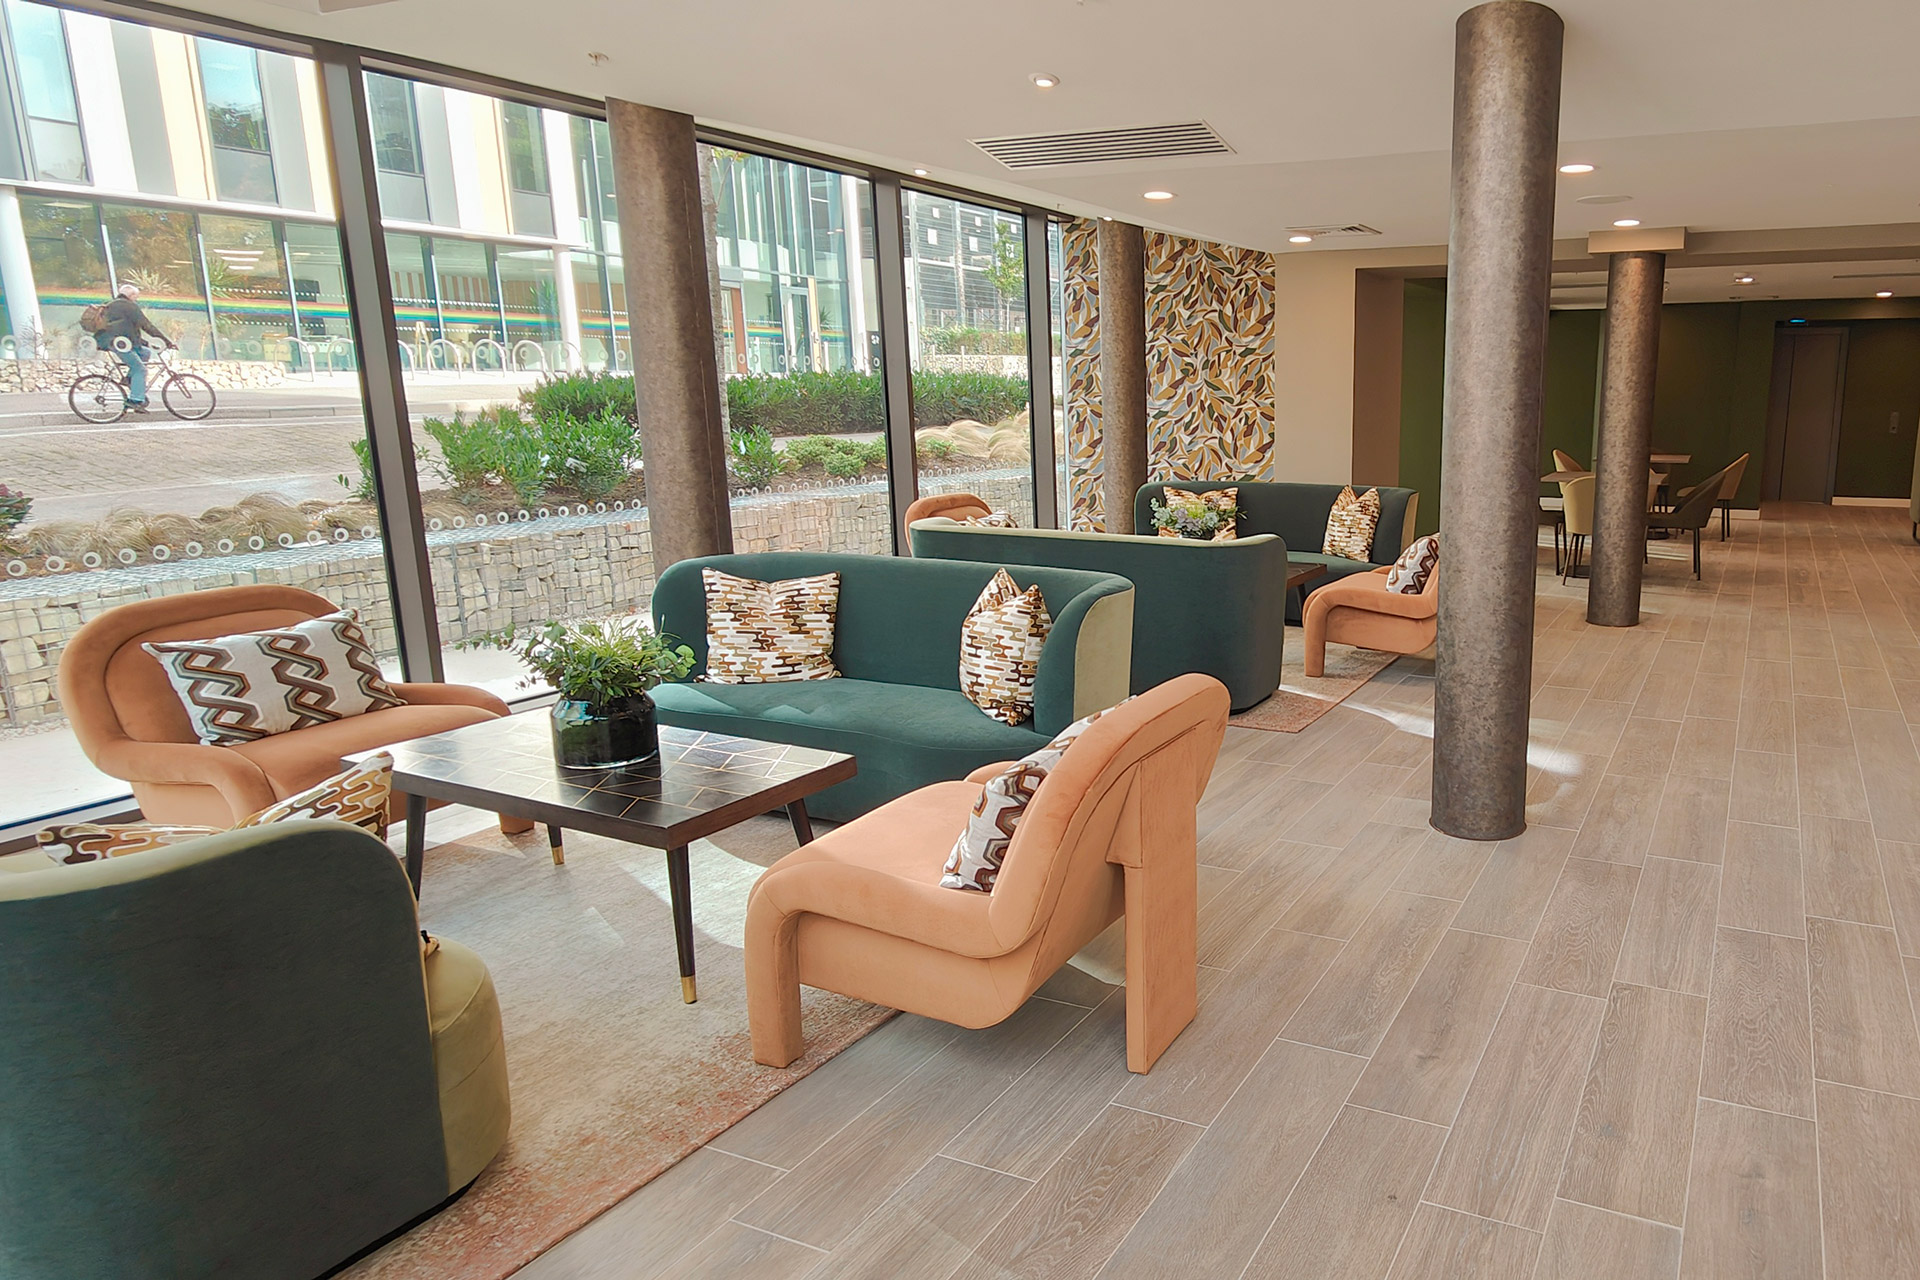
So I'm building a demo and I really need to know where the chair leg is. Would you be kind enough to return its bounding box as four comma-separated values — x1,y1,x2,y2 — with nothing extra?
746,909,805,1068
1693,528,1702,579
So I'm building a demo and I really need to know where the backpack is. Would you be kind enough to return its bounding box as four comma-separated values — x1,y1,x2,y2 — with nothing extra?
79,302,108,334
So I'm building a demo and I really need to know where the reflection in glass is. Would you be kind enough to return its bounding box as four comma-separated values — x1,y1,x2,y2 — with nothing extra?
903,191,1035,527
367,74,423,174
201,214,292,361
7,0,86,182
101,204,211,356
284,221,353,361
497,246,560,354
433,237,498,357
196,38,277,203
19,195,104,347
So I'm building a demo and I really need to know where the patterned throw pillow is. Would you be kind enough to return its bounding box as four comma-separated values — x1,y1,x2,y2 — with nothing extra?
1154,487,1239,541
1385,535,1440,594
959,569,1052,726
959,511,1019,528
702,569,841,684
941,701,1125,893
143,609,403,746
1323,486,1382,559
39,754,394,865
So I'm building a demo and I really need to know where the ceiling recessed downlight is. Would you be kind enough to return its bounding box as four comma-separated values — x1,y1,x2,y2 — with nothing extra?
1288,234,1313,244
1612,218,1642,228
911,168,928,177
1734,274,1756,284
1558,163,1596,174
1142,190,1175,201
1577,194,1634,206
1877,290,1895,298
1028,72,1060,89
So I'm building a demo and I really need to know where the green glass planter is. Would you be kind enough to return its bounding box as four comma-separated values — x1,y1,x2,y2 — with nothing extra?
549,693,658,769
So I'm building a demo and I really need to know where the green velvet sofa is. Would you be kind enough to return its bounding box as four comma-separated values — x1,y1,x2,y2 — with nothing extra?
651,551,1135,821
0,821,510,1280
1136,480,1420,619
907,520,1289,712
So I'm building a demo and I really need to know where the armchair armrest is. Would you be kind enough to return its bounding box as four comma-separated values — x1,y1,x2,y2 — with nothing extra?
89,738,277,817
389,682,511,716
966,761,1016,784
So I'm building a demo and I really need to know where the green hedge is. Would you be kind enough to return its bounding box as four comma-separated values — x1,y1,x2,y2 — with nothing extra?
522,368,1030,437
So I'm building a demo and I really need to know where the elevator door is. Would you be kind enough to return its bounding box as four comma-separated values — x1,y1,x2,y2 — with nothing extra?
1765,327,1848,503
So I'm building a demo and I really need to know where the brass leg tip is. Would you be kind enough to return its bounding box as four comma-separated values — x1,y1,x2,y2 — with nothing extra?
550,850,565,865
681,976,698,1003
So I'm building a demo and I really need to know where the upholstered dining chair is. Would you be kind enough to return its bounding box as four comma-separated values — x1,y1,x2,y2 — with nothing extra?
1551,448,1587,474
58,584,529,832
1674,452,1750,539
1560,474,1596,583
1648,460,1741,579
745,673,1230,1074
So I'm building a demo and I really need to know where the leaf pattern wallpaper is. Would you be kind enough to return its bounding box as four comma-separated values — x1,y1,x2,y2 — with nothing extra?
1062,220,1276,531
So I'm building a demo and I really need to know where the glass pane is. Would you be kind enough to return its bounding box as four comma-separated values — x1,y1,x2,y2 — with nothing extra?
571,250,614,370
1049,219,1067,526
366,73,422,175
196,39,269,153
25,117,83,182
903,191,1034,527
101,203,212,357
433,237,499,359
497,246,560,358
201,214,292,363
284,221,353,367
19,194,104,351
706,145,888,554
500,101,547,194
8,1,78,122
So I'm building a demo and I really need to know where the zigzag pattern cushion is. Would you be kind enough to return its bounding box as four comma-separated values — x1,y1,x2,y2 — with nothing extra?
959,569,1052,726
1386,534,1440,594
37,822,221,865
702,568,841,684
941,700,1126,893
1323,485,1382,559
143,609,403,745
958,510,1019,528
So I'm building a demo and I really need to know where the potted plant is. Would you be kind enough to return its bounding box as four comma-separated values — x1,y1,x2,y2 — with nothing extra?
1149,488,1241,541
466,617,696,768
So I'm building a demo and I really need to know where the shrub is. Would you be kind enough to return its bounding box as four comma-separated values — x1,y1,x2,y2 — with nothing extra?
727,370,886,437
910,370,1029,428
337,439,377,502
727,426,786,488
917,437,954,463
423,410,504,492
522,371,636,427
0,483,31,534
780,434,885,478
542,406,641,500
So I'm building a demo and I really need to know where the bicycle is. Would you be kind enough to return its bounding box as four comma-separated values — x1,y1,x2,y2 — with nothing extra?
67,343,217,424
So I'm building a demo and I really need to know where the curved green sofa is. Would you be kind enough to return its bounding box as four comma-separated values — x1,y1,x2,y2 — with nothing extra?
0,821,510,1280
651,551,1135,821
907,521,1289,712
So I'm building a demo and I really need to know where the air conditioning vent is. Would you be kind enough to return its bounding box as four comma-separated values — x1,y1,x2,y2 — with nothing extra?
1286,224,1383,239
1832,270,1920,279
970,121,1232,169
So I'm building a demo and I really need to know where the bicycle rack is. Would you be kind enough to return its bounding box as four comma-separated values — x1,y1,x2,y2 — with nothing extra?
326,337,356,372
470,338,507,372
286,338,319,381
395,341,415,371
511,340,548,372
425,338,465,372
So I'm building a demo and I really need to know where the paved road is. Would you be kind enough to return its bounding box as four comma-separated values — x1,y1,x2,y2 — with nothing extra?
0,376,537,523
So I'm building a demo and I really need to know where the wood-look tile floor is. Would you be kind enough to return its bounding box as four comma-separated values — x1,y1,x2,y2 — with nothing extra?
516,504,1920,1280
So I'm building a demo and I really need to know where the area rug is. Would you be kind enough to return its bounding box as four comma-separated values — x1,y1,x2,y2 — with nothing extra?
341,811,893,1280
1230,628,1403,733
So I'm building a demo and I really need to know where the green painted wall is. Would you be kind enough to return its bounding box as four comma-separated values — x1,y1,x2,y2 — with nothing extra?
1399,288,1920,521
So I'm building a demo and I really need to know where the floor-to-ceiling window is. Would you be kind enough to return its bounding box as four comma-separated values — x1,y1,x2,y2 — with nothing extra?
1049,218,1068,522
195,38,278,204
902,190,1035,526
6,0,86,182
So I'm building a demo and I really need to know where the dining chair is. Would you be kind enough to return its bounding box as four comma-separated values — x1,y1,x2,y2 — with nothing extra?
1674,453,1750,539
1560,474,1595,583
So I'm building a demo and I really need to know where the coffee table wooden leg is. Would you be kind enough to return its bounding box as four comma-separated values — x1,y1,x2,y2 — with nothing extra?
667,844,697,1003
403,793,427,896
546,824,564,865
787,799,814,846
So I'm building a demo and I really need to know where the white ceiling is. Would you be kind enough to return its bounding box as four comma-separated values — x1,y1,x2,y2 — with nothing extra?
1553,257,1920,306
204,0,1920,254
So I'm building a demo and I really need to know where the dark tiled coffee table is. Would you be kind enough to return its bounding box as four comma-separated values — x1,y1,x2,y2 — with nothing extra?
373,713,855,1003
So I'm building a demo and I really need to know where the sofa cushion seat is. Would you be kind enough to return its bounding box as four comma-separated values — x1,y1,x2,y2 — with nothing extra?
655,678,1048,757
228,702,498,799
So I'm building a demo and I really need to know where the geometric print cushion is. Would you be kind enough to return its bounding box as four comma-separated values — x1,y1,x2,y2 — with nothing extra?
941,699,1125,894
1385,534,1440,594
1323,485,1382,559
959,569,1052,727
958,510,1019,528
701,568,841,684
37,753,394,864
233,751,394,839
1154,486,1239,541
142,609,403,746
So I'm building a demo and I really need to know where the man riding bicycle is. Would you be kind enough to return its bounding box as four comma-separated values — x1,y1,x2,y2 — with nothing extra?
97,283,173,414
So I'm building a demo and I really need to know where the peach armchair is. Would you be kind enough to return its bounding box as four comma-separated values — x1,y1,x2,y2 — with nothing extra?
901,490,992,540
1302,564,1438,676
746,673,1230,1074
58,584,528,832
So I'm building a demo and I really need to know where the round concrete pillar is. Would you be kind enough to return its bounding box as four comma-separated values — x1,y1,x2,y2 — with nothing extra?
1431,0,1565,841
1587,250,1666,627
1097,220,1148,533
606,99,733,569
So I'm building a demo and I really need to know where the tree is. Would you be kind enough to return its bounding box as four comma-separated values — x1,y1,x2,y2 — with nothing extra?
983,232,1024,332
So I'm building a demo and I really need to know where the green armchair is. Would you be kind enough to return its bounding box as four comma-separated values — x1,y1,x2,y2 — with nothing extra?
0,821,509,1280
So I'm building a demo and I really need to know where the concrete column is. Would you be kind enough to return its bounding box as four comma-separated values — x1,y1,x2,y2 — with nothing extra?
1587,250,1665,627
1097,219,1148,533
551,247,584,371
606,99,733,569
0,187,43,352
1431,0,1565,842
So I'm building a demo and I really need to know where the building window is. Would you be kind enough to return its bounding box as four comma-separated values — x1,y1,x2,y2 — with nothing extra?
7,0,87,182
366,74,422,176
196,38,277,203
499,101,547,195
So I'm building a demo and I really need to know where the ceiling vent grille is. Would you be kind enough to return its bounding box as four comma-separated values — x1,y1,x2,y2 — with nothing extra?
1286,223,1383,239
970,121,1232,169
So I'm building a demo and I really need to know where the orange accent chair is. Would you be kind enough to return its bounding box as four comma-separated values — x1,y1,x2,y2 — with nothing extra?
901,491,992,541
1302,565,1439,677
745,673,1229,1074
58,584,530,832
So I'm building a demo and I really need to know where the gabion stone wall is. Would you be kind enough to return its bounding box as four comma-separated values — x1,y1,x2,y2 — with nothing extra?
0,358,287,393
0,472,1031,730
